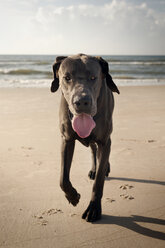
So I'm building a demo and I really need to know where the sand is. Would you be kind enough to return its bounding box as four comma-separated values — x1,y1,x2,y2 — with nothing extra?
0,86,165,248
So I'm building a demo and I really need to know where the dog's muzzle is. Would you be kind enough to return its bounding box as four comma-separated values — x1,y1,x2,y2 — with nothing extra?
72,94,92,114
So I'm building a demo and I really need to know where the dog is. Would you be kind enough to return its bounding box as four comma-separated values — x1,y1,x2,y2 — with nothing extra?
51,54,119,222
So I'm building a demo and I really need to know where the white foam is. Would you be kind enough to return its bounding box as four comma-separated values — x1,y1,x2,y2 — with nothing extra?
115,78,165,86
0,79,51,88
0,78,165,88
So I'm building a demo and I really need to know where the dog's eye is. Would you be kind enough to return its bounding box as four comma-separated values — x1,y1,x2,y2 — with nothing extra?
64,75,71,81
90,76,96,81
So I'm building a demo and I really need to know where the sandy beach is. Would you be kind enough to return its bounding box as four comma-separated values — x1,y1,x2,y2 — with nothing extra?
0,86,165,248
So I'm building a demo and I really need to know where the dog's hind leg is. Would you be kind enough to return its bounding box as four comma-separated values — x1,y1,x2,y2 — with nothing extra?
88,143,97,180
88,143,110,179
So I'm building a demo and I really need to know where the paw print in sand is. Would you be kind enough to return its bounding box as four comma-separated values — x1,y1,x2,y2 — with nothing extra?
119,184,135,200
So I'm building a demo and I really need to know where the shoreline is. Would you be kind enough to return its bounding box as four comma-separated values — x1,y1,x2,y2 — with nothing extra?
0,78,165,88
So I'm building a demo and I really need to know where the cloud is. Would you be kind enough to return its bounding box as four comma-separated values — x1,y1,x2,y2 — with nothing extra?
27,0,164,54
0,0,165,54
32,1,164,29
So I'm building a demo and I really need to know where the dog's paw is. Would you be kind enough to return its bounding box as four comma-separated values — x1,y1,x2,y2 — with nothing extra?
88,170,96,180
65,188,80,206
82,200,101,222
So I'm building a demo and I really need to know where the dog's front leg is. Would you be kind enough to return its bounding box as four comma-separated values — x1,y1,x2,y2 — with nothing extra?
60,138,80,206
82,138,111,222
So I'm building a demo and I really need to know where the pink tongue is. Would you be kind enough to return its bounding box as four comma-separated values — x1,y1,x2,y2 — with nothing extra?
72,113,96,138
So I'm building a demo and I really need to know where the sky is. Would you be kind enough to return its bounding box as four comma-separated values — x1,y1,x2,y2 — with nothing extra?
0,0,165,55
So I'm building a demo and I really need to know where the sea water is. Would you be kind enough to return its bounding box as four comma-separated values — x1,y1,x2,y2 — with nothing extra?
0,54,165,87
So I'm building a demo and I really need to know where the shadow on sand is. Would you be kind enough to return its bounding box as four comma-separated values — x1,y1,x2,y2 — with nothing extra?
105,176,165,186
98,176,165,240
94,214,165,240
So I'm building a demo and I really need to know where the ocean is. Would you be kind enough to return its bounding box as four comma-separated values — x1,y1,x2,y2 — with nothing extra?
0,54,165,87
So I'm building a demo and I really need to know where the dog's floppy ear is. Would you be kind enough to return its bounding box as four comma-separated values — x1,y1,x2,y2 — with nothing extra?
51,56,67,93
96,56,120,94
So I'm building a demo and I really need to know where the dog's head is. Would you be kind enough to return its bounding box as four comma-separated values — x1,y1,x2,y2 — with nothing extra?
51,54,119,116
51,54,119,138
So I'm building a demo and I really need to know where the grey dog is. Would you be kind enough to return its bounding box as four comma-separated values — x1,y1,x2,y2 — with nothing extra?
51,54,119,222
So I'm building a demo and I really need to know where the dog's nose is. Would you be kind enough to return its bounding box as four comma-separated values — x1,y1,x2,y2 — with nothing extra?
73,95,92,108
